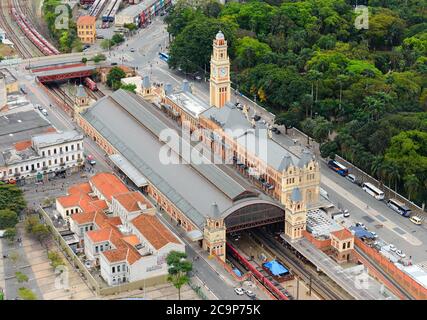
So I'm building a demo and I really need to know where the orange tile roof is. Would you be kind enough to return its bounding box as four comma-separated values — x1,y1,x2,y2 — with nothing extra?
14,140,32,151
122,235,140,246
57,181,108,213
89,173,129,202
77,15,96,26
331,228,353,241
102,248,128,263
113,191,152,212
86,227,114,243
71,211,96,225
131,215,180,250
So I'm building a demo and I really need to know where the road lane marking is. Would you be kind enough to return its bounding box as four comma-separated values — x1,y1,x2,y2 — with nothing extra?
321,175,422,246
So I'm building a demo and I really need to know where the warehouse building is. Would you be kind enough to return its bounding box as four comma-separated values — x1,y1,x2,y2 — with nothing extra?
115,0,172,27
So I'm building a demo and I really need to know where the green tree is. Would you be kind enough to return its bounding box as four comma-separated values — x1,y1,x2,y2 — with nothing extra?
0,209,18,229
404,174,420,201
101,39,114,50
371,155,384,181
4,227,17,242
120,83,137,93
32,224,50,246
112,33,125,45
275,108,300,134
166,251,192,300
92,54,106,63
15,272,29,283
124,23,137,32
18,287,37,300
47,251,64,269
0,184,26,212
107,67,127,90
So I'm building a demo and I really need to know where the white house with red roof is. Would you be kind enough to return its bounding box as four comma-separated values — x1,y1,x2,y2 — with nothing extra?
58,171,185,286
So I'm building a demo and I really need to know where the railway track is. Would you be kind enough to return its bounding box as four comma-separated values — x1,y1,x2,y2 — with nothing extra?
50,85,76,107
251,230,351,300
0,0,35,58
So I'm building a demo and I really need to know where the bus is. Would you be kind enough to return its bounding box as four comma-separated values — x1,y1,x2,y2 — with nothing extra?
362,182,385,200
387,199,411,217
159,52,169,62
327,160,348,176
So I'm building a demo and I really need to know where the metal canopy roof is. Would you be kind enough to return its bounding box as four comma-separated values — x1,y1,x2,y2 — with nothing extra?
109,154,148,187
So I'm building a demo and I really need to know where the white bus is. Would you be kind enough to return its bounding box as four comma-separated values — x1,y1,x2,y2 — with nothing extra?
386,199,411,217
362,182,385,200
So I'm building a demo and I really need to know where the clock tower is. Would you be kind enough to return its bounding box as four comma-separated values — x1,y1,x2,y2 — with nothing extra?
210,31,231,108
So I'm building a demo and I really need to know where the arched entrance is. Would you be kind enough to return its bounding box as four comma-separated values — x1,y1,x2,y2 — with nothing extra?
223,200,285,233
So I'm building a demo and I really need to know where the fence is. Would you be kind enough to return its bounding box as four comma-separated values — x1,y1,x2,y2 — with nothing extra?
354,237,427,300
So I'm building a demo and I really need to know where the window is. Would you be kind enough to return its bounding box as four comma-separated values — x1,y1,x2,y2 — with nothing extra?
72,155,75,160
65,146,68,152
60,147,63,153
48,150,51,156
54,159,57,165
26,165,29,171
95,246,99,253
42,151,45,156
117,266,120,272
71,144,74,151
112,266,115,273
54,148,57,154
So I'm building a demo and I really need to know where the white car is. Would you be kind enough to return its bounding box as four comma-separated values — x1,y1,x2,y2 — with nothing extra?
343,210,350,218
389,244,397,252
370,232,378,239
245,290,256,298
396,250,406,258
234,287,244,295
41,109,48,116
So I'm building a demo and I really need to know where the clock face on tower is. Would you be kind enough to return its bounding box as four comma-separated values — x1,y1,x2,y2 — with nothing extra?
219,67,228,77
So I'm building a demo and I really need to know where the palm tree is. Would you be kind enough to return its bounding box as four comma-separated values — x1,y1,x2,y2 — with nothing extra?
307,69,323,117
370,156,384,181
404,174,420,201
388,164,401,192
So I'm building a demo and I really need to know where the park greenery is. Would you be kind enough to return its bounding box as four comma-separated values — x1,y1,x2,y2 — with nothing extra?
101,34,125,50
18,287,37,300
24,215,50,246
107,66,135,91
166,251,193,300
47,251,65,269
0,183,26,230
15,271,29,283
43,0,78,52
166,0,427,206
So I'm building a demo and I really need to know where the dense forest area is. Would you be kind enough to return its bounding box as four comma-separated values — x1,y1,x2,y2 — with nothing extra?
165,0,427,206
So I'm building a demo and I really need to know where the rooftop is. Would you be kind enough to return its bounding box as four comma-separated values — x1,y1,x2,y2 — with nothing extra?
32,130,83,148
0,110,53,148
131,214,181,250
0,68,17,84
82,90,272,229
117,0,159,17
77,15,96,25
166,89,210,118
33,65,95,78
113,191,153,212
89,172,129,202
330,228,353,241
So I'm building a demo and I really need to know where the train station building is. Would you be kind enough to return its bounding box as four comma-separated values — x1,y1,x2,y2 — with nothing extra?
76,32,321,261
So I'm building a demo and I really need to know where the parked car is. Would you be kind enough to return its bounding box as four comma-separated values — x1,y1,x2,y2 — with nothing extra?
389,244,397,252
274,129,281,134
396,250,406,258
130,48,135,52
234,287,244,295
355,222,365,229
346,174,357,183
370,231,378,239
37,105,43,111
343,210,350,218
96,35,105,39
41,109,48,116
409,216,422,225
245,290,256,298
252,114,261,121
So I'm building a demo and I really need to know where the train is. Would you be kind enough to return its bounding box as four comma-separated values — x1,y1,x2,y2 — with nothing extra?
89,0,106,17
80,0,95,4
10,7,59,56
84,77,98,91
102,0,122,22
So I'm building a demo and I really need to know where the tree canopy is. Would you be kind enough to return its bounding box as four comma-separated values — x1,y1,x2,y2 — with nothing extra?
166,0,427,206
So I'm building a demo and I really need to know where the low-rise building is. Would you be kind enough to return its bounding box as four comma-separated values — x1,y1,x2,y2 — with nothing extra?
0,68,19,94
1,129,84,184
60,172,185,286
77,15,96,44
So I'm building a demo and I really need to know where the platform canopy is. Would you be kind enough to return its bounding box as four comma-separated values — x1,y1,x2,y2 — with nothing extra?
109,154,148,187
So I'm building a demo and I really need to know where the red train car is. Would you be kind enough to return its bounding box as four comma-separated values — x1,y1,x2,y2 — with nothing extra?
84,77,98,91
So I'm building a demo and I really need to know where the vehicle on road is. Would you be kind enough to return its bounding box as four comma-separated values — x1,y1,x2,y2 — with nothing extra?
130,48,135,52
37,105,43,110
274,129,281,134
245,290,256,298
96,35,105,39
41,109,48,116
386,198,411,217
346,174,357,183
20,87,27,94
234,287,244,295
327,160,349,176
370,231,378,239
111,62,118,66
362,182,385,200
87,154,96,165
409,216,422,225
355,222,366,229
320,187,329,200
343,210,350,218
389,244,397,252
159,52,169,62
396,250,406,258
